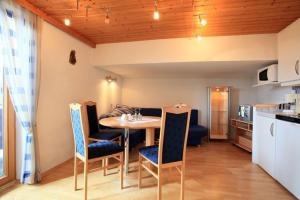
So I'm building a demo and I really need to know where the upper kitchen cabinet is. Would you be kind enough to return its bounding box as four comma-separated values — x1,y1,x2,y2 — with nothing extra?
278,18,300,83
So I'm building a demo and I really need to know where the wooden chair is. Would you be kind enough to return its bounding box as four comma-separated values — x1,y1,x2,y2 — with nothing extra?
83,101,123,175
83,101,122,144
69,103,124,200
138,105,191,200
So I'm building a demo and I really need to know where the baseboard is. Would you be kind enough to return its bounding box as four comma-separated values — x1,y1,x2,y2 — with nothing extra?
41,158,73,178
0,180,17,193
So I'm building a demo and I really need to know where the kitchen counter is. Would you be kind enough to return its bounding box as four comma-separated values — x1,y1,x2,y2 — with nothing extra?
255,104,278,119
276,113,300,124
255,104,299,120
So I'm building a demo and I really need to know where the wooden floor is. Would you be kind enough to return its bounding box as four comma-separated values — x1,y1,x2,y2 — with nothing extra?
0,142,296,200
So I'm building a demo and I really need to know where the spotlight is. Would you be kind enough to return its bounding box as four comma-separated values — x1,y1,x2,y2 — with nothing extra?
153,0,160,20
153,10,160,20
104,8,110,24
105,75,117,83
64,18,71,26
199,15,207,26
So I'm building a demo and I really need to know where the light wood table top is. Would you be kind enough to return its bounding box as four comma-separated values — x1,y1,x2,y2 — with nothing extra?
99,116,161,129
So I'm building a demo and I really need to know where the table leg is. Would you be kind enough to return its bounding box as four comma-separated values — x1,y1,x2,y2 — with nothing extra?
124,128,130,175
146,128,155,146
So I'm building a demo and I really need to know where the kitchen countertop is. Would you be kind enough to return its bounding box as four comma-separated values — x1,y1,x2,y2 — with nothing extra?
255,104,300,123
276,113,300,124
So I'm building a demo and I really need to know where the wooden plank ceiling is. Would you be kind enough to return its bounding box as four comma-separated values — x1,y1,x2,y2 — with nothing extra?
25,0,300,45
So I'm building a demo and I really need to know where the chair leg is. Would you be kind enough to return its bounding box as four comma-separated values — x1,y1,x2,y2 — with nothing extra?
74,156,77,191
106,158,109,173
103,158,106,176
168,168,172,182
180,165,185,200
120,153,124,189
84,161,88,200
158,167,162,200
138,154,142,189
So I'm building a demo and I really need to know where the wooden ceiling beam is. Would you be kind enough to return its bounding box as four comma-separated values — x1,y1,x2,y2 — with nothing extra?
15,0,96,48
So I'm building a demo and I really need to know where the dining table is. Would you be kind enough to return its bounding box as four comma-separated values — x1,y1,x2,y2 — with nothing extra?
99,116,161,174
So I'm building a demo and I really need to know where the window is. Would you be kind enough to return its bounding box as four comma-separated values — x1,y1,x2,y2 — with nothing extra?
0,61,3,177
0,16,16,187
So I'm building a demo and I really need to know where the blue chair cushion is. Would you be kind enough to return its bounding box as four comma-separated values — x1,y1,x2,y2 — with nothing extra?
90,129,122,141
86,104,100,137
139,145,159,164
88,141,123,159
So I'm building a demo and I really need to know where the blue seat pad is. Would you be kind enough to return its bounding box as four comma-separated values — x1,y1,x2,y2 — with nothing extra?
88,141,123,159
139,145,159,164
90,129,122,140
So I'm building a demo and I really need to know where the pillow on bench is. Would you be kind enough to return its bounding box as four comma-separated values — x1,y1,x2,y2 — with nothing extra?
100,104,135,119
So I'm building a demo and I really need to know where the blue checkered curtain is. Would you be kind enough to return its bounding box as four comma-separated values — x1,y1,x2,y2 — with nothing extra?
0,1,40,184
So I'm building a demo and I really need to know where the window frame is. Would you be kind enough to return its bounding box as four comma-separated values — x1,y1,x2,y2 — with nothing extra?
0,85,16,186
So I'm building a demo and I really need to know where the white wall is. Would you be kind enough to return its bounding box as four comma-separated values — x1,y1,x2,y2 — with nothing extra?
32,21,122,174
255,85,294,104
92,34,277,66
121,78,256,126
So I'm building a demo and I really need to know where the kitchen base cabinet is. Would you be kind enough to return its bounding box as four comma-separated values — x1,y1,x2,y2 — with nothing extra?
255,114,276,177
275,120,300,199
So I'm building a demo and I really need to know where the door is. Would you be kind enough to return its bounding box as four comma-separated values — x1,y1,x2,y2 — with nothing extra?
275,120,300,199
256,115,276,177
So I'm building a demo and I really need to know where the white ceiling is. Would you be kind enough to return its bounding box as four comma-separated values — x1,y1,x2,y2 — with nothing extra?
96,60,277,78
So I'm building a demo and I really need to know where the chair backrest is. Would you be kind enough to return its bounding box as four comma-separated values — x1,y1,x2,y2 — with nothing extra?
83,101,99,136
158,105,191,165
69,103,88,158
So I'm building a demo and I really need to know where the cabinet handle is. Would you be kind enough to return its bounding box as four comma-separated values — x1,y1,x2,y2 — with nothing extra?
270,123,274,137
295,60,299,75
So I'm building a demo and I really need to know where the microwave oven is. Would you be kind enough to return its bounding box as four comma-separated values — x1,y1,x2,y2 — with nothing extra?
257,64,278,85
238,105,253,122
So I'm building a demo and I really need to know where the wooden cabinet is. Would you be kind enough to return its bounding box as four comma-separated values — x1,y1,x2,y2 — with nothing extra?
255,114,276,177
231,119,252,152
275,120,300,199
278,18,300,83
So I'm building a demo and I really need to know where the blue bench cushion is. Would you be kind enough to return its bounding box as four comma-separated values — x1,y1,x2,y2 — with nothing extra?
188,125,208,145
190,110,198,126
88,141,123,159
139,108,162,117
139,145,159,164
189,125,208,137
90,129,122,141
130,129,145,149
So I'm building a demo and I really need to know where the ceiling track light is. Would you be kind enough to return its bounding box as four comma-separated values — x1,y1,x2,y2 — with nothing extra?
64,18,71,26
105,75,117,83
153,0,160,20
104,8,110,24
199,14,207,26
85,5,90,21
